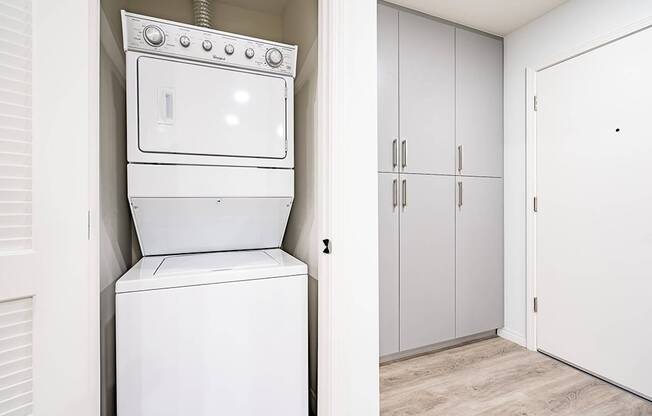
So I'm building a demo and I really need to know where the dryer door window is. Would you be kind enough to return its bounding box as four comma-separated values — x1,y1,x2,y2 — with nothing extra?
137,57,288,159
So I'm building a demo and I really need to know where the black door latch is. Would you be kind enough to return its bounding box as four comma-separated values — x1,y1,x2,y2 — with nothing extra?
323,239,330,254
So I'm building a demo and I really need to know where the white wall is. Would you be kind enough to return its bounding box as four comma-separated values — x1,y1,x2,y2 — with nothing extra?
503,0,652,342
317,0,379,414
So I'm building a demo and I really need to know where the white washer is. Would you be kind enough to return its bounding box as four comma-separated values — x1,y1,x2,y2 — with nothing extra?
116,249,308,416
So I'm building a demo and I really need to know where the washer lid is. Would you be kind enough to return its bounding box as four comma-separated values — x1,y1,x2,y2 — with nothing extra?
115,249,307,294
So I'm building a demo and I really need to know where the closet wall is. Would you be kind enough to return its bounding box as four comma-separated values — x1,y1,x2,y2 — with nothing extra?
378,2,504,358
99,2,130,415
99,1,319,414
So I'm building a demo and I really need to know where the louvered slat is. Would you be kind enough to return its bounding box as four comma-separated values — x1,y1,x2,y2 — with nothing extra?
0,297,32,416
0,0,29,253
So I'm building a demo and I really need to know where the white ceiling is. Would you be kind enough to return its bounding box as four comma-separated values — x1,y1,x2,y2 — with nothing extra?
217,0,290,15
385,0,567,36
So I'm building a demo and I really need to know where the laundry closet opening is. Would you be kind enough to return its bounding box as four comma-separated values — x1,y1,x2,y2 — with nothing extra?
99,0,318,414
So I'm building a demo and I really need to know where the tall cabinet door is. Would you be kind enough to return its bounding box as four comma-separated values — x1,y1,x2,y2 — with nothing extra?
400,174,455,350
399,12,455,175
378,173,400,356
456,177,504,338
455,28,503,177
377,4,399,173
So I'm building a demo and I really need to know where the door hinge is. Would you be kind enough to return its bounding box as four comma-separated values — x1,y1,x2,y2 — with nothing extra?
322,238,331,254
533,196,538,212
87,210,91,240
534,297,538,313
534,95,538,111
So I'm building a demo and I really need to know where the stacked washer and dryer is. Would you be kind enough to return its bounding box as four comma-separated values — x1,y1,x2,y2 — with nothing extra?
115,12,307,416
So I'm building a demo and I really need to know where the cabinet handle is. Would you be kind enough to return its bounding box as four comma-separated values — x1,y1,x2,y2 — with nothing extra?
392,179,398,208
458,145,463,173
392,139,398,169
458,181,463,208
401,140,407,169
402,179,407,208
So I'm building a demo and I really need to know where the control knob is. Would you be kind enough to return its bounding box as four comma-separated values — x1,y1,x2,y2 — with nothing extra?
224,44,235,55
265,48,283,67
143,25,165,47
179,35,190,48
202,40,213,51
245,48,255,59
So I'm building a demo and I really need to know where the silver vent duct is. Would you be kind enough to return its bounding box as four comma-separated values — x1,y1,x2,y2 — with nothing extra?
192,0,212,28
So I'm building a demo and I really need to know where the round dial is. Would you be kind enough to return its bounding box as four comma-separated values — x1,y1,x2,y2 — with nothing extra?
245,48,255,59
265,48,283,67
202,40,213,51
179,35,190,48
224,44,235,55
143,25,165,47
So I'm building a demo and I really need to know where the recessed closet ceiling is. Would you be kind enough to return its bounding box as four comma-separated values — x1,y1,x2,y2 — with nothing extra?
385,0,568,36
218,0,290,15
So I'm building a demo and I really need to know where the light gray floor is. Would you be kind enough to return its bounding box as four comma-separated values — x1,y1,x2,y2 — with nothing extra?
380,337,652,415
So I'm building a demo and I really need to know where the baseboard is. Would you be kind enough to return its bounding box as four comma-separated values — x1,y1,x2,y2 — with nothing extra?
497,328,526,347
380,330,497,364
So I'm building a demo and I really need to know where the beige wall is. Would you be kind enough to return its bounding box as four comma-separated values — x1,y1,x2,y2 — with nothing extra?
280,0,319,413
127,0,284,41
99,1,130,416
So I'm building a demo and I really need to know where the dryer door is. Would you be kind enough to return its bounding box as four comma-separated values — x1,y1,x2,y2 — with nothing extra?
137,56,288,159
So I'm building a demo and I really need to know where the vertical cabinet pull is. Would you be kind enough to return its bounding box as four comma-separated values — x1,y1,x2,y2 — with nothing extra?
392,179,398,208
392,139,398,169
402,179,407,208
457,145,463,173
401,140,407,169
458,181,463,208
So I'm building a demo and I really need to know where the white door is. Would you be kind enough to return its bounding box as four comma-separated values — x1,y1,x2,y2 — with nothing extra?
0,1,97,414
138,57,288,159
536,26,652,399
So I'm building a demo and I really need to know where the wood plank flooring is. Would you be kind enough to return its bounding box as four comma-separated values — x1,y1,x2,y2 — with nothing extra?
380,337,652,415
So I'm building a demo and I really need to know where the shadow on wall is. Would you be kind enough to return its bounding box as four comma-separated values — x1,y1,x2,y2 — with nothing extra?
100,1,130,415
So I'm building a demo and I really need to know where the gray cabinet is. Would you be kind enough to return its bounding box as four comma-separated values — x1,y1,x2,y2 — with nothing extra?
378,173,399,356
399,12,455,175
400,174,455,350
377,4,399,173
456,177,504,338
377,5,504,359
455,28,503,177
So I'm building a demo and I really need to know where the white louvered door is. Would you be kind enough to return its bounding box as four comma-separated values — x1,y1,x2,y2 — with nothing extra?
0,2,35,414
0,1,98,415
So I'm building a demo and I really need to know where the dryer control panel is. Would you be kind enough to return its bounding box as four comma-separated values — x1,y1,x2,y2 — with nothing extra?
121,11,297,78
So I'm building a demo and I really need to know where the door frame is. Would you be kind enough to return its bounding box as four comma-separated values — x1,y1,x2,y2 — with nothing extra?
317,0,379,415
89,0,101,411
525,17,652,351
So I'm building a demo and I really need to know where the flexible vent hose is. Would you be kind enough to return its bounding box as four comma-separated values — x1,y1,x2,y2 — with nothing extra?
192,0,212,28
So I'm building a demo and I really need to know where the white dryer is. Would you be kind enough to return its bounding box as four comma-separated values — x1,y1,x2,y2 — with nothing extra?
116,12,307,416
123,11,297,255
